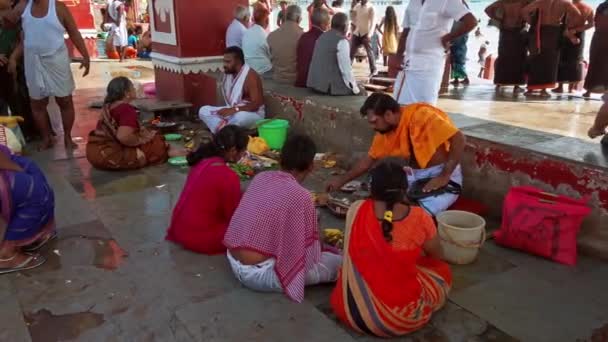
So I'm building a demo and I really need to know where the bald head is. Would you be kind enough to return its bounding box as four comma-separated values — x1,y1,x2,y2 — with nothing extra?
331,12,348,34
311,8,330,30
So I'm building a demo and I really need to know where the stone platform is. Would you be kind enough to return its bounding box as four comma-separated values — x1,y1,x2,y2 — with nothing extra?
261,80,608,261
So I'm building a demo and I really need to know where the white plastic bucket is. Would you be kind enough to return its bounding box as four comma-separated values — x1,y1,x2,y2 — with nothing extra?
436,210,486,265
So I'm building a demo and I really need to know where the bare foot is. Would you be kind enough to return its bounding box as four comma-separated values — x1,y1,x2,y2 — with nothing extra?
37,139,55,151
589,127,605,139
64,137,78,150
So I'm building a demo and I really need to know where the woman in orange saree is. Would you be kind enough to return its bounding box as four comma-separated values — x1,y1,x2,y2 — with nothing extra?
330,159,452,337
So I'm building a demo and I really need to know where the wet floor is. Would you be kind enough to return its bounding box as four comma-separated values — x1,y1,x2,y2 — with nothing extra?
0,59,606,342
24,309,105,342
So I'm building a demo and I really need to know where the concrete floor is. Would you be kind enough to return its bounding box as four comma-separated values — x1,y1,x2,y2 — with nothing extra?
1,60,607,342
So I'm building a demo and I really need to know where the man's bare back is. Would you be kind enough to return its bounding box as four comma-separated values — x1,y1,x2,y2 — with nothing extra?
242,69,264,110
486,0,530,29
523,0,582,26
570,1,594,27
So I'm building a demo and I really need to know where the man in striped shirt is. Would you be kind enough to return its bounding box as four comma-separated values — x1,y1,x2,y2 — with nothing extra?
224,134,342,303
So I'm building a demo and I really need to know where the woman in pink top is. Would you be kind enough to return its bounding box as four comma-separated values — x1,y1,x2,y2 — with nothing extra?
166,125,248,255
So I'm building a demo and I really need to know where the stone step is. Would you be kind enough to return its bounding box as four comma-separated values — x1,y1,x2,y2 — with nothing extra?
370,76,396,86
362,83,388,92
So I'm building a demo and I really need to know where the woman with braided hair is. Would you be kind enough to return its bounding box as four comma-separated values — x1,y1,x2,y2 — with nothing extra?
330,158,452,337
166,125,248,255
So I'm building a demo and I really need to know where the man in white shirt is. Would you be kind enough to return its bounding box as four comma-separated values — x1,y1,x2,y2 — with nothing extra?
108,0,128,62
307,12,360,96
393,0,477,105
242,5,272,77
226,5,250,48
350,0,376,76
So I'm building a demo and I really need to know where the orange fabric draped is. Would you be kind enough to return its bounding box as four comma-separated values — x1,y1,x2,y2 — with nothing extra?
330,200,452,337
367,103,458,169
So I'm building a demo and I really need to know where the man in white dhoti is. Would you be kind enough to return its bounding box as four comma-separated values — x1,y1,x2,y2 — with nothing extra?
107,0,128,62
199,47,265,134
393,0,476,105
13,0,90,149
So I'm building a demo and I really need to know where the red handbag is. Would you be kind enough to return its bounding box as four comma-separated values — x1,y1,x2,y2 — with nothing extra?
494,186,591,266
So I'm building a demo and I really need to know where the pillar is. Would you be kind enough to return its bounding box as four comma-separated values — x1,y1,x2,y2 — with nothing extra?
61,0,98,58
149,0,247,109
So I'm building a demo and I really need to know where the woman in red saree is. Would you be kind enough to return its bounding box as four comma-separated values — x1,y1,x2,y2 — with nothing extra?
87,77,180,170
166,125,248,255
330,159,452,337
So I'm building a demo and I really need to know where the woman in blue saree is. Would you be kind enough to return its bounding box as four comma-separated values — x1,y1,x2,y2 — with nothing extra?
0,145,54,273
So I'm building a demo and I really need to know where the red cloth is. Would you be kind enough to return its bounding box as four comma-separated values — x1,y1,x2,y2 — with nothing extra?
96,103,139,130
166,157,242,255
494,186,591,265
331,200,452,336
223,171,321,302
295,26,324,88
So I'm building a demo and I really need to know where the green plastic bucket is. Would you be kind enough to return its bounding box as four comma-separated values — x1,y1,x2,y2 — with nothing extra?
257,119,289,150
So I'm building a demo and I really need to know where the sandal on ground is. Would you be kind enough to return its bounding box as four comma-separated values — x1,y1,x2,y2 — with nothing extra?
22,231,58,253
0,253,46,275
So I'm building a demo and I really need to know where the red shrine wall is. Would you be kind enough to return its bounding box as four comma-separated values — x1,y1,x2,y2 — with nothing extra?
61,0,98,58
151,0,248,108
61,0,95,29
152,0,246,58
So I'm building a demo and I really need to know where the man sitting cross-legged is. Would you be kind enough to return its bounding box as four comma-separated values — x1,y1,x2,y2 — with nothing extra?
198,46,265,134
224,134,342,303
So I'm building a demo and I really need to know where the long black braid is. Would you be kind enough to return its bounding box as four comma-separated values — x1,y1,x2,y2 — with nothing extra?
370,158,409,242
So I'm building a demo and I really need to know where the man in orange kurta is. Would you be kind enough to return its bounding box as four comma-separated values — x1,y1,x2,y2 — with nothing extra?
326,93,466,215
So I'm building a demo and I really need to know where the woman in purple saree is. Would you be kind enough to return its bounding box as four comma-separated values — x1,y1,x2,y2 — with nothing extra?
0,145,54,274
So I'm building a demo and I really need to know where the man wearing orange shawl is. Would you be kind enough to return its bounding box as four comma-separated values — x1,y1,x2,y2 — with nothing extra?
326,93,466,216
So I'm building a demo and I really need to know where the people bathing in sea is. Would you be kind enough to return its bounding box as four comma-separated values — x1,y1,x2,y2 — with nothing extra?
224,134,342,303
199,47,265,134
167,126,248,255
307,13,360,95
0,144,55,274
86,77,184,170
326,93,466,216
330,158,451,336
